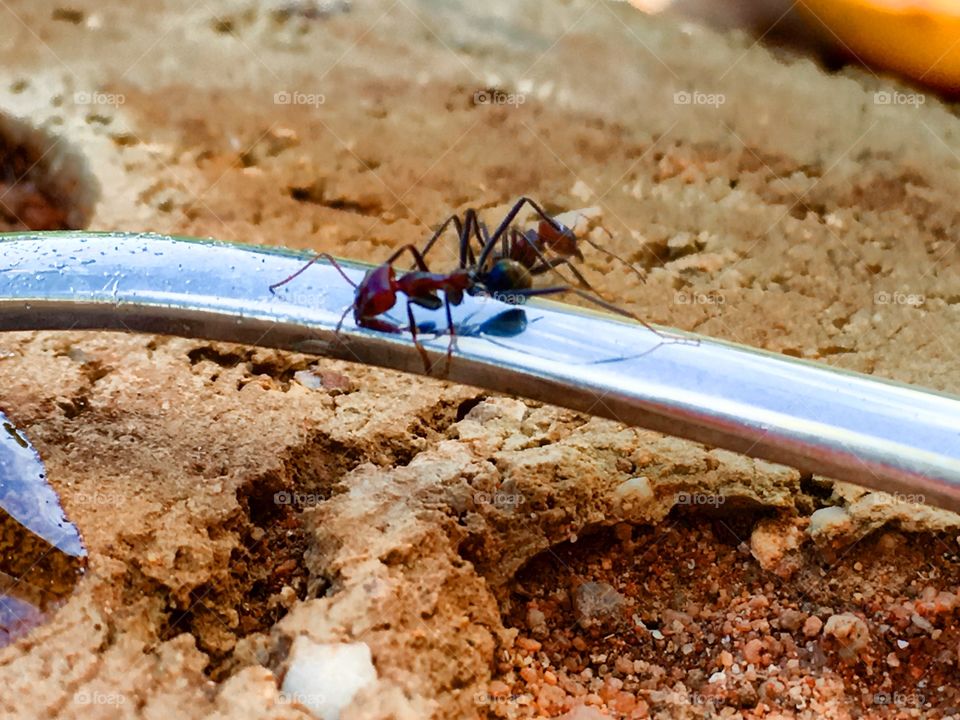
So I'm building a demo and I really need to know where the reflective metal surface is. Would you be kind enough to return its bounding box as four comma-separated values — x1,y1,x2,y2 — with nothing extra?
0,413,86,648
1,231,959,512
0,417,84,558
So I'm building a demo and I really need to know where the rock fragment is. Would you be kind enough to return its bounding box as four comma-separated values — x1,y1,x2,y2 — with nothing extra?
573,582,626,631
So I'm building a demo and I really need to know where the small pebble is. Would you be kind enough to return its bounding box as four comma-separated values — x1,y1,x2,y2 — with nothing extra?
779,608,805,631
527,608,548,637
517,637,542,653
560,704,607,719
823,613,871,661
573,582,626,630
743,638,764,665
803,615,823,637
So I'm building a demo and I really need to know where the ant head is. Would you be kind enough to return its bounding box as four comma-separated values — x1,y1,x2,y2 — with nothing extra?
355,264,397,317
537,219,584,261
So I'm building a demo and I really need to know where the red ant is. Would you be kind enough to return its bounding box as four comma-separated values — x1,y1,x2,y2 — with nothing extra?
269,197,661,373
269,243,472,371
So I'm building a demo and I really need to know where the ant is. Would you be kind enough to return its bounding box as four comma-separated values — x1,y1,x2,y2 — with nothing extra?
269,197,664,373
418,197,652,323
269,243,472,371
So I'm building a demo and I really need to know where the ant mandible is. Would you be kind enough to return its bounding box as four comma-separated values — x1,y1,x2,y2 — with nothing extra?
269,197,658,373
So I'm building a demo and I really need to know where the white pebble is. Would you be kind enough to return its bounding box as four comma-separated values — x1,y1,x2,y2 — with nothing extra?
809,506,852,540
571,179,594,202
614,477,654,505
281,638,378,720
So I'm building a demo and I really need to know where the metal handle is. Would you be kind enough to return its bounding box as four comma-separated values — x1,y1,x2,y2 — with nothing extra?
2,231,959,512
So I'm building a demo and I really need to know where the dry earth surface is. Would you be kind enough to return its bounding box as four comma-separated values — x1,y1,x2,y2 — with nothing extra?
0,1,958,718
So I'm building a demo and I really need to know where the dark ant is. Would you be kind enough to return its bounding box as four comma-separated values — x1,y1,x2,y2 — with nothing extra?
269,197,664,373
420,197,647,294
417,197,653,324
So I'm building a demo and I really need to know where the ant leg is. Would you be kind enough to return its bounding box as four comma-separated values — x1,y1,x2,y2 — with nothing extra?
386,243,433,272
269,252,358,293
362,317,406,334
419,213,465,264
528,257,593,290
506,285,668,338
581,223,648,285
403,300,432,372
505,228,649,325
503,227,517,265
510,197,567,235
333,303,352,335
454,210,476,271
483,197,563,249
417,210,486,271
442,292,459,375
478,197,548,269
460,209,488,269
477,218,492,247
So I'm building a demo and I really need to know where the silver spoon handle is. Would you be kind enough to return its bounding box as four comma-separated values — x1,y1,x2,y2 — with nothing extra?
2,232,959,512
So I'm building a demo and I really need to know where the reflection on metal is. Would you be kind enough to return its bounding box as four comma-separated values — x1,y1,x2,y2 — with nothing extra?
0,414,86,647
0,231,959,515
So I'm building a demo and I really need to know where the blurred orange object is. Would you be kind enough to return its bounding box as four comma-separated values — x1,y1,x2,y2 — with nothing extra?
800,0,960,90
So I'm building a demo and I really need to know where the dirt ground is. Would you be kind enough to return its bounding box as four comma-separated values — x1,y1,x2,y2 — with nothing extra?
0,1,958,718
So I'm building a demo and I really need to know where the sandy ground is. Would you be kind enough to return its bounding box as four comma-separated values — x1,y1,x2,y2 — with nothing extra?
0,1,958,718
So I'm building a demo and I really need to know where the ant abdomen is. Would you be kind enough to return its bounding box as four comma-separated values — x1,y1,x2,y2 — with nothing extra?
484,258,533,296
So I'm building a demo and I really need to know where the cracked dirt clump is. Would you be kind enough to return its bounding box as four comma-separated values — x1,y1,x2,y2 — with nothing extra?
0,1,959,718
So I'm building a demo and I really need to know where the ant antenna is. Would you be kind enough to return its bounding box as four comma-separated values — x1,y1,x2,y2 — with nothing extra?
270,252,358,294
573,215,648,286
